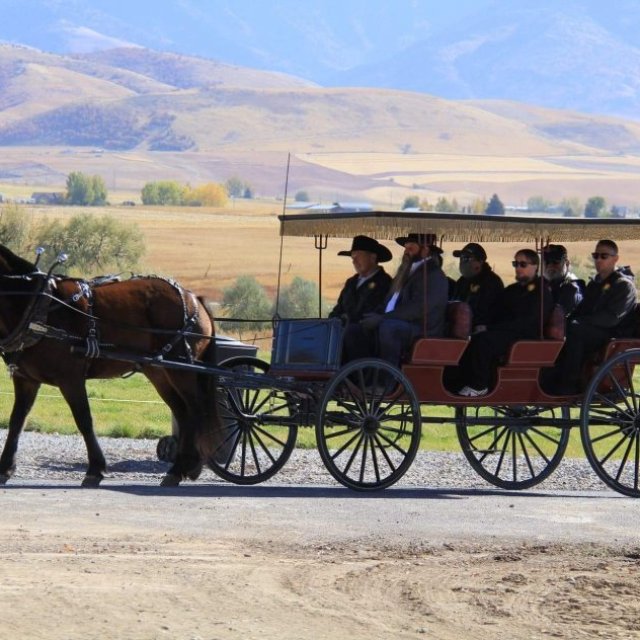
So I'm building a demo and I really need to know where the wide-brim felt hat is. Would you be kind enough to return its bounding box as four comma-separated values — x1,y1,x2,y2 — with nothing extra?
337,235,392,263
395,232,437,247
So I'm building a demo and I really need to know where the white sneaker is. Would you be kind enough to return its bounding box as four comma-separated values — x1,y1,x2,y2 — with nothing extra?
458,386,489,397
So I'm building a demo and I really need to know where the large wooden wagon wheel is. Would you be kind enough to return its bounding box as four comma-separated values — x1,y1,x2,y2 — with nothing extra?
455,405,570,490
315,358,421,491
580,348,640,497
207,356,298,485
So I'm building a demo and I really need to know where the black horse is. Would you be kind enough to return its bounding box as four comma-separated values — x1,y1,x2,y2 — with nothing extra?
0,244,219,486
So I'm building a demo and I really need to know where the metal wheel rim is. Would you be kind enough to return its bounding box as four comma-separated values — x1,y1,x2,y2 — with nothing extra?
315,358,421,491
580,348,640,498
208,356,298,485
456,404,570,490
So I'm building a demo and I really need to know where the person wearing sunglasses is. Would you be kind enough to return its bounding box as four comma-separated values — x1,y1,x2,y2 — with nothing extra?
548,239,637,396
451,242,504,334
542,244,585,316
457,248,553,397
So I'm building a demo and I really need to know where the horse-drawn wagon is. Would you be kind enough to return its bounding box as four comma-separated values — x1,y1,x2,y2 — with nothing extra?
206,210,640,498
2,210,640,497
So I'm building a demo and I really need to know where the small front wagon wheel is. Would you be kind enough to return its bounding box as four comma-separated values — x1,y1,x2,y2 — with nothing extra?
580,349,640,497
207,356,298,485
316,358,421,491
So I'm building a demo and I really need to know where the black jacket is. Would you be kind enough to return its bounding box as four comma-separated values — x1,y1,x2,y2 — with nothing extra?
329,267,392,323
548,273,585,316
569,270,637,335
380,258,449,337
452,263,504,327
488,277,553,339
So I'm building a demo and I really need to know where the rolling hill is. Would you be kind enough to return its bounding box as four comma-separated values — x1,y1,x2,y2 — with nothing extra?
2,43,640,206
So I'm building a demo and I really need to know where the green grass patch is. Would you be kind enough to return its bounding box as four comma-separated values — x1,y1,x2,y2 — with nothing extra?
0,372,171,439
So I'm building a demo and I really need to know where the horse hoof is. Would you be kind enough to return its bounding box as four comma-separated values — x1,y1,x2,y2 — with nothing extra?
160,474,181,487
186,464,202,481
156,436,178,463
81,475,103,488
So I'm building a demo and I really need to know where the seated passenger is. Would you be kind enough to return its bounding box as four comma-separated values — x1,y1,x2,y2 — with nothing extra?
542,244,584,316
547,239,637,395
451,242,504,333
330,235,393,364
358,232,449,366
457,248,553,397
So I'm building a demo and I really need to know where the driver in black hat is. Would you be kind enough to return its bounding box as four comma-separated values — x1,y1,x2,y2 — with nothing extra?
329,235,393,324
330,235,393,363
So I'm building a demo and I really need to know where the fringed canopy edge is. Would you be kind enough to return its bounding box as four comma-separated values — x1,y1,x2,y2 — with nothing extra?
279,211,640,243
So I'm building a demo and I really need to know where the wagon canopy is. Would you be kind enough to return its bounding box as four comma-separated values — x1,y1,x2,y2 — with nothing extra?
279,211,640,243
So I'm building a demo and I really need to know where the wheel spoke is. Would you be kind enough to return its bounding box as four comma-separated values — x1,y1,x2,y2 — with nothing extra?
517,431,535,479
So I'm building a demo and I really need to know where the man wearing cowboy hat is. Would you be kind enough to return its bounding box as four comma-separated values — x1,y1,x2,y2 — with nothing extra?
360,232,448,366
329,235,393,325
330,235,393,363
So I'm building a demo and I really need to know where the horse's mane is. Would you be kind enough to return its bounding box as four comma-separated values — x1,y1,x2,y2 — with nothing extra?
0,245,38,275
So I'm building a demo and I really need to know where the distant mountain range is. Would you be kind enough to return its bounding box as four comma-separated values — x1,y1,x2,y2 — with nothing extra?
2,0,640,119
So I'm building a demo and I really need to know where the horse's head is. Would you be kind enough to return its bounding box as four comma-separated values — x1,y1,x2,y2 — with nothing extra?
0,245,38,277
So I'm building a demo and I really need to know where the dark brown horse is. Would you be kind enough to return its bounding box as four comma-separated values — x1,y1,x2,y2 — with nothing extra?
0,244,219,487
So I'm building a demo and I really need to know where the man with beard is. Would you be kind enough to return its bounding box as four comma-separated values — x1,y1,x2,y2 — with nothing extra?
360,232,448,367
457,248,553,397
329,235,393,362
542,244,584,315
451,242,504,333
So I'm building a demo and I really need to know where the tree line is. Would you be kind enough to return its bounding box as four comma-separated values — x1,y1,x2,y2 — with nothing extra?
63,171,254,207
402,193,631,217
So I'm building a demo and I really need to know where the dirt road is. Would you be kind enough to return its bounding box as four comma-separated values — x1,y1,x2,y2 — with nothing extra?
2,481,639,640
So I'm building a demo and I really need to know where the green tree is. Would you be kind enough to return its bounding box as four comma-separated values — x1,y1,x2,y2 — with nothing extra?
35,214,144,273
485,193,505,215
435,197,455,212
560,197,581,218
219,276,272,338
275,276,326,318
402,195,420,210
66,171,107,206
584,196,606,218
527,195,552,212
141,180,185,205
90,175,108,205
225,176,248,198
0,203,31,251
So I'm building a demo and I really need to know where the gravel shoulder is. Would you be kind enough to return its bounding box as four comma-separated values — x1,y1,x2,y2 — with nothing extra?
8,430,608,491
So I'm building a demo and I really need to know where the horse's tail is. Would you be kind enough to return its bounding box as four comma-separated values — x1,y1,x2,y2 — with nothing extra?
195,299,221,461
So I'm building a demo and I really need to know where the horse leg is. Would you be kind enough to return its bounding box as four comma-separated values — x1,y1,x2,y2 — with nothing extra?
145,370,203,487
58,382,106,487
0,377,41,484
